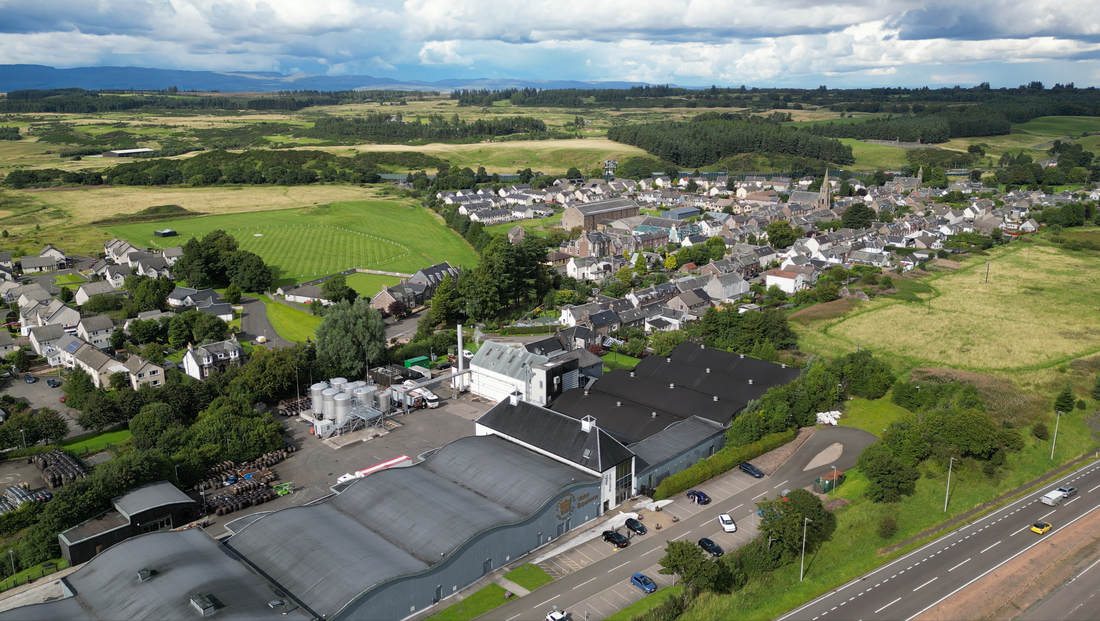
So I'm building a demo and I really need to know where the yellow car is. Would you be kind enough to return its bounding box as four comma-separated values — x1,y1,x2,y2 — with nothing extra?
1031,521,1052,535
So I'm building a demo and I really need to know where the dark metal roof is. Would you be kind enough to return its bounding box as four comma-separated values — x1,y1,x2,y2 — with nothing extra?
227,435,592,619
630,416,727,470
114,481,194,519
0,529,296,621
632,343,801,404
571,197,639,216
477,399,634,473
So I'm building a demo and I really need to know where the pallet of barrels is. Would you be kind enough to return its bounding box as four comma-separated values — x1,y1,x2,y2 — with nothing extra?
206,487,278,517
30,449,87,490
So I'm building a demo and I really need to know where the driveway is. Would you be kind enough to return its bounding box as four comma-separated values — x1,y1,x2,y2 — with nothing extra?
238,296,294,349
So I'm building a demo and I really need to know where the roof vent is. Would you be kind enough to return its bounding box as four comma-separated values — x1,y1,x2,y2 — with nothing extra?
582,448,592,460
509,392,518,406
706,368,710,373
666,357,671,363
749,379,754,385
669,383,675,389
190,594,216,617
137,568,156,582
616,401,622,407
740,353,744,359
713,395,719,402
580,415,596,433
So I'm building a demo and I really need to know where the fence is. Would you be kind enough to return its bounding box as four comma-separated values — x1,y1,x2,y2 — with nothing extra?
0,560,67,593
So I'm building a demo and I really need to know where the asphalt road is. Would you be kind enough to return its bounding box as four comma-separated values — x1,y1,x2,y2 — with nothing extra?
239,296,294,349
1019,547,1100,620
778,461,1100,621
480,426,878,621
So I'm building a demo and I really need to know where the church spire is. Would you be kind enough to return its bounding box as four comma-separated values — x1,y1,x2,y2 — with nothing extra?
818,167,831,209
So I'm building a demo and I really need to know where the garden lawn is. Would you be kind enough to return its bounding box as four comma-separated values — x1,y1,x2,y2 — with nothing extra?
605,585,684,621
61,427,131,454
108,200,478,287
839,396,913,435
0,559,69,591
484,213,563,236
426,583,509,621
503,564,553,591
346,273,399,297
257,295,321,343
53,274,84,286
602,352,641,371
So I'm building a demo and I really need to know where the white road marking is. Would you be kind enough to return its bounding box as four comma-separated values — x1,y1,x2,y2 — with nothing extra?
980,541,1002,554
534,595,558,608
774,480,789,489
949,558,971,572
573,577,597,589
607,561,630,573
1010,525,1031,536
914,577,938,592
875,598,902,614
670,530,692,541
1039,510,1056,521
1088,483,1100,493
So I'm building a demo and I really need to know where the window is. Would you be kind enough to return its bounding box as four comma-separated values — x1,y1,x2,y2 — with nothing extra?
138,373,144,378
139,514,172,534
151,380,160,386
149,369,158,376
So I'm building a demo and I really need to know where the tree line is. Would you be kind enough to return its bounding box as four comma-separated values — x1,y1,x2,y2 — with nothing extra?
607,117,854,167
300,113,548,143
803,112,1011,143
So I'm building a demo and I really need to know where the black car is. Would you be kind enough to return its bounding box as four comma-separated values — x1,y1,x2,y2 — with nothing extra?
435,362,452,370
698,537,724,557
602,530,630,548
23,374,36,384
625,518,647,536
686,490,711,505
740,462,765,478
46,378,61,388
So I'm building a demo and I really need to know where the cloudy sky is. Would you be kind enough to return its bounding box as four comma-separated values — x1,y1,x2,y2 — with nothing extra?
0,0,1098,87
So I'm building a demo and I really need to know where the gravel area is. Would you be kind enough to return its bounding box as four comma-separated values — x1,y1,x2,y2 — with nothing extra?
803,442,843,471
754,427,816,475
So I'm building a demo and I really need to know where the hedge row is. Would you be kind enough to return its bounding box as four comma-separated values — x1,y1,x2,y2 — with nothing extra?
653,429,797,500
498,325,556,336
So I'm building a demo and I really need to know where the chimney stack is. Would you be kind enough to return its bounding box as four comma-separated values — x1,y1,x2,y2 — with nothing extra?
580,416,596,433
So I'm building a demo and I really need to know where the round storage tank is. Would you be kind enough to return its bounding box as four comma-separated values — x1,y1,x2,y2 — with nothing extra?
333,393,351,426
353,386,377,406
330,377,347,392
322,388,340,420
310,382,329,414
345,380,366,393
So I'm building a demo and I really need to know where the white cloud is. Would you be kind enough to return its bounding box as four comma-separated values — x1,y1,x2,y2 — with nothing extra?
417,40,472,66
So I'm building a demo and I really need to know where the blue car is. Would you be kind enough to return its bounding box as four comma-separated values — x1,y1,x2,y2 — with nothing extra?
630,572,657,594
686,490,711,505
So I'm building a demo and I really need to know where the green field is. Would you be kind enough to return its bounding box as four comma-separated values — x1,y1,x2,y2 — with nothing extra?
484,213,563,236
841,138,909,171
839,396,913,435
108,200,478,287
346,273,400,297
795,243,1100,373
61,427,132,454
257,295,322,342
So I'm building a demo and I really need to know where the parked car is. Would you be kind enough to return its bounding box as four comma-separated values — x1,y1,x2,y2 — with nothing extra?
1031,521,1052,535
1057,486,1078,498
23,374,36,384
698,537,724,557
625,518,647,536
740,462,765,478
59,396,67,403
545,610,567,621
602,530,630,548
435,362,452,370
686,490,711,505
46,378,61,388
718,513,737,533
630,573,657,594
0,372,9,379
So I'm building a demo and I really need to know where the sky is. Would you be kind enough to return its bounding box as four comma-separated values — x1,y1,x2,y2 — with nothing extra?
0,0,1099,88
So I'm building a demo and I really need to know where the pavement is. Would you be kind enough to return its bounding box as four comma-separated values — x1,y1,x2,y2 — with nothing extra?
474,426,877,621
1,371,83,439
238,296,294,349
1020,552,1100,621
777,460,1100,621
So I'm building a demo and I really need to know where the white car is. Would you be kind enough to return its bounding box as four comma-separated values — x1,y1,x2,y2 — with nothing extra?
718,513,737,533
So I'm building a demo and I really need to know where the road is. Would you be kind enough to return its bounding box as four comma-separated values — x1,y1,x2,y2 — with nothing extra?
239,296,294,349
1019,545,1100,620
481,426,877,621
778,461,1100,621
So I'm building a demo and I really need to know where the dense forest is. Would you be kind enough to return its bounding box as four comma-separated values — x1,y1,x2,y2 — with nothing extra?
297,112,549,143
0,87,426,114
0,149,444,189
803,112,1011,143
608,114,854,167
0,126,20,140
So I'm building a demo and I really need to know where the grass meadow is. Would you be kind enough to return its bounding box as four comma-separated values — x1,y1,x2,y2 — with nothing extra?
346,273,400,297
795,243,1100,373
257,295,322,342
484,212,562,236
839,138,909,171
107,200,479,286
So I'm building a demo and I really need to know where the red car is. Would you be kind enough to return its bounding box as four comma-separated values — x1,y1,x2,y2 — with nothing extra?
59,396,67,403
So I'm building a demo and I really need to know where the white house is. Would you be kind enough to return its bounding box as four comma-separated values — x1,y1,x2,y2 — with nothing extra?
182,336,243,381
764,268,806,295
75,281,117,306
76,315,115,350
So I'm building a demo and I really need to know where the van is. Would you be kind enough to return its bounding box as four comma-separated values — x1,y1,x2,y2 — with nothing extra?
1041,490,1064,506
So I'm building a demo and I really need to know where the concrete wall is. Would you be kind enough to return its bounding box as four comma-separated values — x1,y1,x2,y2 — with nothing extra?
333,481,602,621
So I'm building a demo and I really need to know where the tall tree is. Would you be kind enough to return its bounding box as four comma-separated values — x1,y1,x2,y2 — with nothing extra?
429,274,461,326
225,250,272,293
315,298,387,378
658,540,722,591
1054,384,1076,413
764,220,801,249
755,489,835,558
841,204,876,229
321,274,358,304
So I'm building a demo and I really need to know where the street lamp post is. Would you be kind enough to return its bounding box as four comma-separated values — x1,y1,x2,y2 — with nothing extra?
944,457,958,512
1051,411,1063,460
800,517,813,581
831,465,838,493
7,549,14,577
174,464,180,485
836,383,842,402
18,429,25,451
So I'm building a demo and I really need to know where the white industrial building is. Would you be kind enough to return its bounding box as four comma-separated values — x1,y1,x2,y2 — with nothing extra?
467,341,581,406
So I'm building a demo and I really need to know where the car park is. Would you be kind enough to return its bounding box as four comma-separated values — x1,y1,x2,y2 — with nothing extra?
545,609,567,621
740,462,764,478
1031,521,1052,535
698,537,724,557
1057,486,1078,498
602,530,630,548
47,378,61,388
24,374,36,384
625,518,647,535
686,490,711,505
630,573,657,594
718,513,737,533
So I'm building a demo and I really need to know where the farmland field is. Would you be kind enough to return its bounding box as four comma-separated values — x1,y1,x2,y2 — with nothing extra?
346,272,400,297
107,200,478,286
795,242,1100,373
336,138,648,173
840,138,909,171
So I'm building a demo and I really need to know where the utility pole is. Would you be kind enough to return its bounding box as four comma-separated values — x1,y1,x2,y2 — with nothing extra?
985,262,990,283
944,456,958,512
800,517,813,581
1052,411,1063,460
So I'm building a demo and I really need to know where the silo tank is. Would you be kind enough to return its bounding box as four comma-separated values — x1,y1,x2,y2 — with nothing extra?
333,393,351,426
330,377,347,392
322,388,340,420
310,382,328,414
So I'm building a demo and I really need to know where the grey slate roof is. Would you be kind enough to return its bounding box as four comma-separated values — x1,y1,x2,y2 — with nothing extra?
0,529,296,621
77,280,115,298
227,435,592,619
477,399,634,473
19,255,56,269
78,314,114,332
630,416,727,469
572,197,639,215
28,324,66,342
470,340,548,382
114,481,192,519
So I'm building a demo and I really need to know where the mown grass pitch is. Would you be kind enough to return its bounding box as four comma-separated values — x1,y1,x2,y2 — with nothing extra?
107,200,478,286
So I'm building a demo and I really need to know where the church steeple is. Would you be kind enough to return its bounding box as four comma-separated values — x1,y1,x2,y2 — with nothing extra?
817,167,831,210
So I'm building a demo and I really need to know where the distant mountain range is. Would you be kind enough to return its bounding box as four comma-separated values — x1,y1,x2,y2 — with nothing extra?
0,64,654,93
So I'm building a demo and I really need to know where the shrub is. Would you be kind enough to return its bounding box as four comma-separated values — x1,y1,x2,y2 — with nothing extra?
1032,421,1050,440
653,429,797,500
1076,399,1087,410
877,515,898,539
998,429,1024,452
